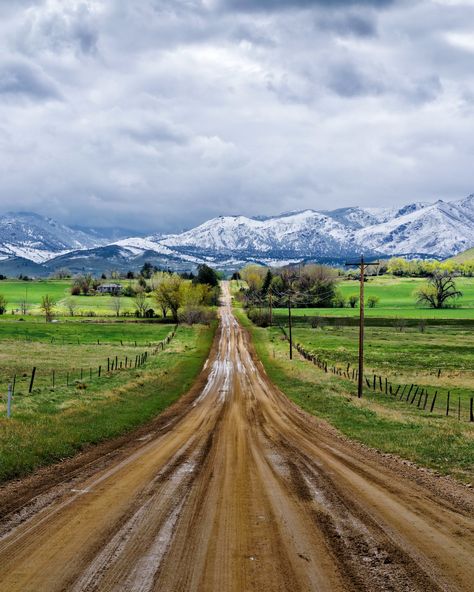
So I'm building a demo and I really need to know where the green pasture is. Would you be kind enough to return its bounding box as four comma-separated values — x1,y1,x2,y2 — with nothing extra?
0,279,150,316
0,318,173,345
0,322,216,482
0,321,174,396
273,276,474,320
289,325,474,414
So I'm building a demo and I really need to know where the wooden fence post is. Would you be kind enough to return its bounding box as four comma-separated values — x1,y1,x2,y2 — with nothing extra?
430,391,437,413
446,391,450,417
29,367,36,393
470,398,474,422
7,383,12,418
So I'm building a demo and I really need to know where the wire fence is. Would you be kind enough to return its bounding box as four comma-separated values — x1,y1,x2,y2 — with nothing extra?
2,326,178,417
278,324,474,423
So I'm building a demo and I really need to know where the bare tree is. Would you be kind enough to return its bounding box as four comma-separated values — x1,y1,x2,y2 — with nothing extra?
40,294,56,322
19,300,30,315
133,289,148,318
64,298,79,317
111,295,122,317
416,271,462,309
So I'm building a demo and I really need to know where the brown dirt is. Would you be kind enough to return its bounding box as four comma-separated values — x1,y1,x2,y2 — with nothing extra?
0,283,473,591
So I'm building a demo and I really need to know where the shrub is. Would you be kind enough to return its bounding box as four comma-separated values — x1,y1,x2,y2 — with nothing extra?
348,295,359,308
333,293,346,308
367,295,380,308
247,308,272,327
179,305,216,325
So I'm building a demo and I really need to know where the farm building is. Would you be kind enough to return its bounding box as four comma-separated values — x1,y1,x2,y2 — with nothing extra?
96,283,122,295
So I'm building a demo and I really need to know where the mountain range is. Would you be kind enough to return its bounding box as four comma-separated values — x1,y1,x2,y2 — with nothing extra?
0,194,473,275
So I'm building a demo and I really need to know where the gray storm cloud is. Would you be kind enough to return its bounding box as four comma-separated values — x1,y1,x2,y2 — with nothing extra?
0,0,472,233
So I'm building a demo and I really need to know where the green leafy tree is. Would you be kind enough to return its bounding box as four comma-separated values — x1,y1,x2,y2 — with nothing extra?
195,264,219,287
416,271,462,309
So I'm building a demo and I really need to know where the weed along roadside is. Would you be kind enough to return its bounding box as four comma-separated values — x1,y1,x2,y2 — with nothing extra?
0,322,216,483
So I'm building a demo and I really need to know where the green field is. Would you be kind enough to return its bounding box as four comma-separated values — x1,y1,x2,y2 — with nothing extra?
0,320,175,396
290,325,474,418
237,308,474,482
0,279,140,316
273,276,474,320
0,322,216,482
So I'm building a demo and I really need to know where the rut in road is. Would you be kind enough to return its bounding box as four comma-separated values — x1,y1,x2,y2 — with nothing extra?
0,282,473,592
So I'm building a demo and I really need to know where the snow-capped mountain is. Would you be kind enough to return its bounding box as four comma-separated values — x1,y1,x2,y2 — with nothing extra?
0,212,107,263
354,197,474,257
0,194,473,274
161,210,354,258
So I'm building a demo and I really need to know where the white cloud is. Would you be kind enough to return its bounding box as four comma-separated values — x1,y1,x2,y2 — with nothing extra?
0,0,472,232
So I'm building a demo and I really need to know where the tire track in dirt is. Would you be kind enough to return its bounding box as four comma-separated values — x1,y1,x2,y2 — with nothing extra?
0,283,472,591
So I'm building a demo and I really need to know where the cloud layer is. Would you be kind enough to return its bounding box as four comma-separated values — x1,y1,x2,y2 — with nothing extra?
0,0,473,232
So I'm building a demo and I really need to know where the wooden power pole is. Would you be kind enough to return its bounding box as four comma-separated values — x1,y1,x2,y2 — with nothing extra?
288,292,293,360
345,256,380,398
268,290,273,326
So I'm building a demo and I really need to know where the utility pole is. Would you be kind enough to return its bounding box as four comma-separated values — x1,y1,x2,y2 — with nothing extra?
345,256,380,398
268,290,273,326
288,292,293,360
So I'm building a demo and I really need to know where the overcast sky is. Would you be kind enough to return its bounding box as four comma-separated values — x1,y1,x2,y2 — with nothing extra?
0,0,473,233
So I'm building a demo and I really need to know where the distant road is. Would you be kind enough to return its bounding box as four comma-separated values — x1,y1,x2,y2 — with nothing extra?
0,282,473,591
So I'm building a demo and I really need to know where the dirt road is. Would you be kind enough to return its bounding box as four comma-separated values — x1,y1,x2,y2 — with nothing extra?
0,283,473,591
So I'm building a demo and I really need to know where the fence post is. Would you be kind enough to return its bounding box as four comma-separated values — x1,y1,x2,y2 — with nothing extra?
446,392,450,417
29,367,36,393
98,365,101,377
470,398,474,422
52,370,55,388
7,383,12,418
423,391,429,410
430,391,437,413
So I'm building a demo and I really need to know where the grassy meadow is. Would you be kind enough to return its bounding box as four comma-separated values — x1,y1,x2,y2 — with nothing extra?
0,279,140,316
273,276,474,320
0,322,216,482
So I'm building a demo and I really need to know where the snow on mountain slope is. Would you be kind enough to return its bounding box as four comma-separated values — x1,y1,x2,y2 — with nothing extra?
0,212,106,262
355,199,474,257
1,194,473,273
161,210,355,257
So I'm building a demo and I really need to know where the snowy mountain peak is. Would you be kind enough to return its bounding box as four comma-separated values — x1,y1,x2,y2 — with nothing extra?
0,193,473,273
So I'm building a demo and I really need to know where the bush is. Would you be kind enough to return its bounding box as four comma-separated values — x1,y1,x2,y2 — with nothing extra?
310,315,327,329
348,295,359,308
247,308,272,327
179,306,216,325
122,284,136,297
367,295,380,308
333,293,346,308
